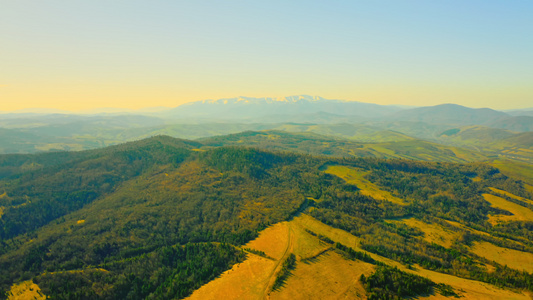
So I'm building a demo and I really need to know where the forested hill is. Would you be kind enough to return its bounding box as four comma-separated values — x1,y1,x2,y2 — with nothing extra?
0,135,532,299
201,130,489,162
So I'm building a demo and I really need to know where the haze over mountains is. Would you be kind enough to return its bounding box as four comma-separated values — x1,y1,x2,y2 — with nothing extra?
163,95,403,120
1,95,533,164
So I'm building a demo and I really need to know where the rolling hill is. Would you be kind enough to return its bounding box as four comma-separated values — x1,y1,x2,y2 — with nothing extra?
0,135,532,299
387,103,509,126
435,126,533,163
202,130,490,163
488,116,533,132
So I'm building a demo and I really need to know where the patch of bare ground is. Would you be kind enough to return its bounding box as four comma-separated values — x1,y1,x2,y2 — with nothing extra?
8,280,46,300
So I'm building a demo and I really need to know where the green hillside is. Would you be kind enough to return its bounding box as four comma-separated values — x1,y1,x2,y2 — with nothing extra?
434,126,533,163
202,130,489,163
273,123,415,142
0,136,532,299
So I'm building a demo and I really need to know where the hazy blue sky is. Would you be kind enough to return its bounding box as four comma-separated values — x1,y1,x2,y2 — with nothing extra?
1,1,532,110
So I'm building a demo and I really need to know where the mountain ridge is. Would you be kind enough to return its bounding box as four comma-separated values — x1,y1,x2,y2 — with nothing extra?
165,95,404,119
388,103,510,125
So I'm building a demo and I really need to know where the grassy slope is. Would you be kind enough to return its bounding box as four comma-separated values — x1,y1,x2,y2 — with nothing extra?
387,218,459,248
323,165,406,205
483,193,533,224
490,159,533,192
7,281,45,300
489,187,533,205
187,214,530,300
203,130,489,163
471,241,533,273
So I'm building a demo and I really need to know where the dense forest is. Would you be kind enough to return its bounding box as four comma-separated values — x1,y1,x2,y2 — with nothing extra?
0,135,532,299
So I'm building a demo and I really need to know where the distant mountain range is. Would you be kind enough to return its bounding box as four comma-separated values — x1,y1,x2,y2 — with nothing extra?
164,96,533,130
163,95,403,120
3,95,533,127
387,104,508,125
1,95,532,162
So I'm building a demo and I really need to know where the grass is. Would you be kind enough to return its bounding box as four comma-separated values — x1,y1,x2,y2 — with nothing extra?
365,140,488,163
324,165,406,205
185,223,290,300
187,214,530,300
489,187,533,205
291,215,529,300
7,280,46,300
415,267,530,300
483,193,533,224
490,159,533,187
292,214,361,250
0,191,7,217
184,254,277,300
388,217,459,248
244,222,291,261
272,251,373,299
443,220,490,237
470,241,533,273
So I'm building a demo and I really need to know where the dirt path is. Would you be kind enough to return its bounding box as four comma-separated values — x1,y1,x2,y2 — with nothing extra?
263,223,294,299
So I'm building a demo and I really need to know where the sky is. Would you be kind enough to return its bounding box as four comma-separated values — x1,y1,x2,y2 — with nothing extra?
1,1,532,111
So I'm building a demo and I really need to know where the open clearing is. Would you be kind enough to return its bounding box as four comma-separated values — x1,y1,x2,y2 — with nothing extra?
292,214,361,250
186,222,291,300
187,214,529,300
416,267,531,300
244,222,291,260
483,193,533,224
443,220,490,237
470,241,533,273
489,187,533,205
184,254,277,300
0,192,5,218
490,159,533,187
270,251,374,300
324,165,406,205
388,217,459,248
8,280,46,300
